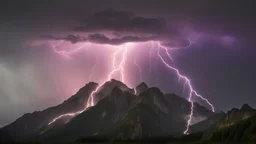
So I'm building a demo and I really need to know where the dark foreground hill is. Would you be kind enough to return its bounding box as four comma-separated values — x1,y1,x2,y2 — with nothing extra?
0,79,215,142
201,104,256,141
185,104,256,143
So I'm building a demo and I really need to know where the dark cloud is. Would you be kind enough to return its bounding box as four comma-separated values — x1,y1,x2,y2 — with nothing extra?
40,35,86,44
74,8,167,35
41,8,243,47
88,33,155,45
41,33,155,45
40,9,186,45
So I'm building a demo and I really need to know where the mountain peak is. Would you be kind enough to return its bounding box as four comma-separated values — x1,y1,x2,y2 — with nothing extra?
0,80,217,142
87,81,98,85
110,79,120,82
138,82,148,88
65,81,98,103
135,82,148,95
148,87,163,95
217,104,256,130
228,108,239,113
106,79,127,88
241,104,253,111
93,79,131,100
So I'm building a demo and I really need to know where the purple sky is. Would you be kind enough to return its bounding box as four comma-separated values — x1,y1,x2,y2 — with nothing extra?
0,0,255,127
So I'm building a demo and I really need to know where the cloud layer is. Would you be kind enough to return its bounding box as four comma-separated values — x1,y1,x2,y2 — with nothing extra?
41,8,239,47
41,33,156,45
41,9,189,46
74,8,167,35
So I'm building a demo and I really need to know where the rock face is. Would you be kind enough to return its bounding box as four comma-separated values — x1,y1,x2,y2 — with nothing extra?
189,112,226,133
0,80,214,142
198,103,256,140
241,104,254,112
208,114,256,142
217,104,256,129
103,103,168,139
135,82,148,95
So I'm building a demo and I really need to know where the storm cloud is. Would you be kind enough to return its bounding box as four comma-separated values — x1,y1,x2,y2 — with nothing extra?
41,8,244,47
74,8,168,35
40,9,188,46
41,33,156,45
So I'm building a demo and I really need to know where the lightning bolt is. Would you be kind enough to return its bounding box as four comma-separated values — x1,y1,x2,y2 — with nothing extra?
49,41,87,59
48,44,128,125
86,44,128,108
108,44,127,82
148,41,154,78
89,60,97,82
50,42,71,59
158,38,194,50
48,110,84,125
48,39,213,135
134,56,142,82
158,41,214,111
156,40,214,134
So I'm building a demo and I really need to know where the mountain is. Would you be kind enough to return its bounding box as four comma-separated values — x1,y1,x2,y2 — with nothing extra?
188,112,226,134
165,104,256,143
209,114,256,142
0,80,214,142
99,102,168,139
195,104,256,140
135,82,148,95
217,104,256,129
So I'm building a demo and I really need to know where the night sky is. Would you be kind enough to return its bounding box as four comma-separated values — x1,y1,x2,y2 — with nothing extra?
0,0,255,127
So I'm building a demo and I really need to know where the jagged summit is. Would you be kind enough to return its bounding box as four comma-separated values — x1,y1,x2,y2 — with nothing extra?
0,79,215,142
241,103,254,111
205,103,256,132
227,104,255,115
65,81,98,103
135,82,148,95
148,87,163,95
195,104,256,140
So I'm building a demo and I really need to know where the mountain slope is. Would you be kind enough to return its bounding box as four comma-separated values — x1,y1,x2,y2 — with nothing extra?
37,97,117,141
0,82,98,141
201,104,256,140
164,93,214,132
35,86,136,142
189,112,226,134
0,80,215,142
217,104,256,129
209,114,256,142
100,102,168,139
